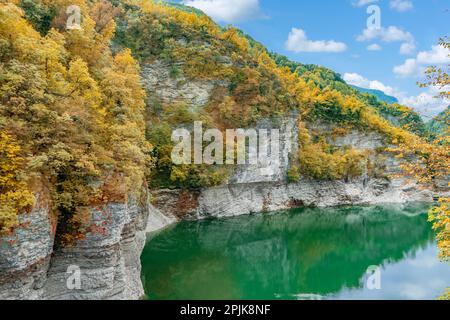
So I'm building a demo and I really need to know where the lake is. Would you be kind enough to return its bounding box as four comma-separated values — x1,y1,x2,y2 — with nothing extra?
141,203,450,300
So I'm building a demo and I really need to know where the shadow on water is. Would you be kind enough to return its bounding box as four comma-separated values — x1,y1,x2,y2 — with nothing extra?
141,203,449,300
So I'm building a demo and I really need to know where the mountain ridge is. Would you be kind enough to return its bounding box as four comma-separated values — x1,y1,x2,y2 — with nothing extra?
350,85,399,104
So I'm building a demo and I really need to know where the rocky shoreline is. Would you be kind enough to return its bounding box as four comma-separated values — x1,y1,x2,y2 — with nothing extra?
0,194,150,300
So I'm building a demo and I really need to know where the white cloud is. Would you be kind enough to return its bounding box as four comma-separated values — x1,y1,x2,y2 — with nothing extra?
367,43,382,51
343,73,367,86
182,0,265,23
285,28,347,53
357,26,414,43
393,58,420,76
400,42,416,55
416,45,450,64
353,0,379,7
400,92,449,117
357,25,415,54
390,0,413,12
394,45,450,77
344,72,449,117
343,73,404,98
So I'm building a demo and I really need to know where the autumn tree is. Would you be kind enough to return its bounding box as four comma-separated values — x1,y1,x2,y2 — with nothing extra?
0,1,149,241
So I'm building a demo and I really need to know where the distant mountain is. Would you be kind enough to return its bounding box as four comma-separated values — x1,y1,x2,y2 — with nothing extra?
350,85,399,104
427,106,450,137
270,53,428,137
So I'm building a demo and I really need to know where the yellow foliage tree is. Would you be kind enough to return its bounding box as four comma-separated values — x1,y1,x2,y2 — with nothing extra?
394,38,449,299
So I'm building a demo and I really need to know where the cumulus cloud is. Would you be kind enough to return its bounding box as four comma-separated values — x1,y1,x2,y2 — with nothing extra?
390,0,413,12
400,92,449,118
353,0,379,7
393,58,420,77
357,25,415,55
367,43,382,51
416,45,450,64
400,42,416,55
182,0,265,23
285,28,347,53
357,26,414,43
343,73,404,98
344,72,449,117
393,45,450,77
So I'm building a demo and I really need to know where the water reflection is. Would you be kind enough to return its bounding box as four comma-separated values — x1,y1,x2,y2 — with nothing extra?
141,203,450,300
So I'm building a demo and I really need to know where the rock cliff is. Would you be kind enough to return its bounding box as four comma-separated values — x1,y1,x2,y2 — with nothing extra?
141,58,435,221
0,192,152,300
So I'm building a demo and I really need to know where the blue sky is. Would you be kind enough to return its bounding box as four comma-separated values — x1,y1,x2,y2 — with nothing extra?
176,0,450,118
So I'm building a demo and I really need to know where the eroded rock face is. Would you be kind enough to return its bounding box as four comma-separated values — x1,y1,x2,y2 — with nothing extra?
0,192,153,300
42,200,149,300
230,117,298,185
202,179,433,217
141,61,221,106
151,178,433,220
146,203,177,234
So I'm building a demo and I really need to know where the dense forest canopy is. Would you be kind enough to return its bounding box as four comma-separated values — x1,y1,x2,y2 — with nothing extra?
0,0,448,256
0,0,150,240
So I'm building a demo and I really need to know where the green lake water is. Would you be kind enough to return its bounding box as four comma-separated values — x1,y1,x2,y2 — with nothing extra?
141,203,450,300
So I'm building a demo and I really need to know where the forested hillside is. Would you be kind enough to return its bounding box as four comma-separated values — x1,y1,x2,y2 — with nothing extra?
271,53,428,137
0,0,150,239
0,0,446,239
350,86,399,104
